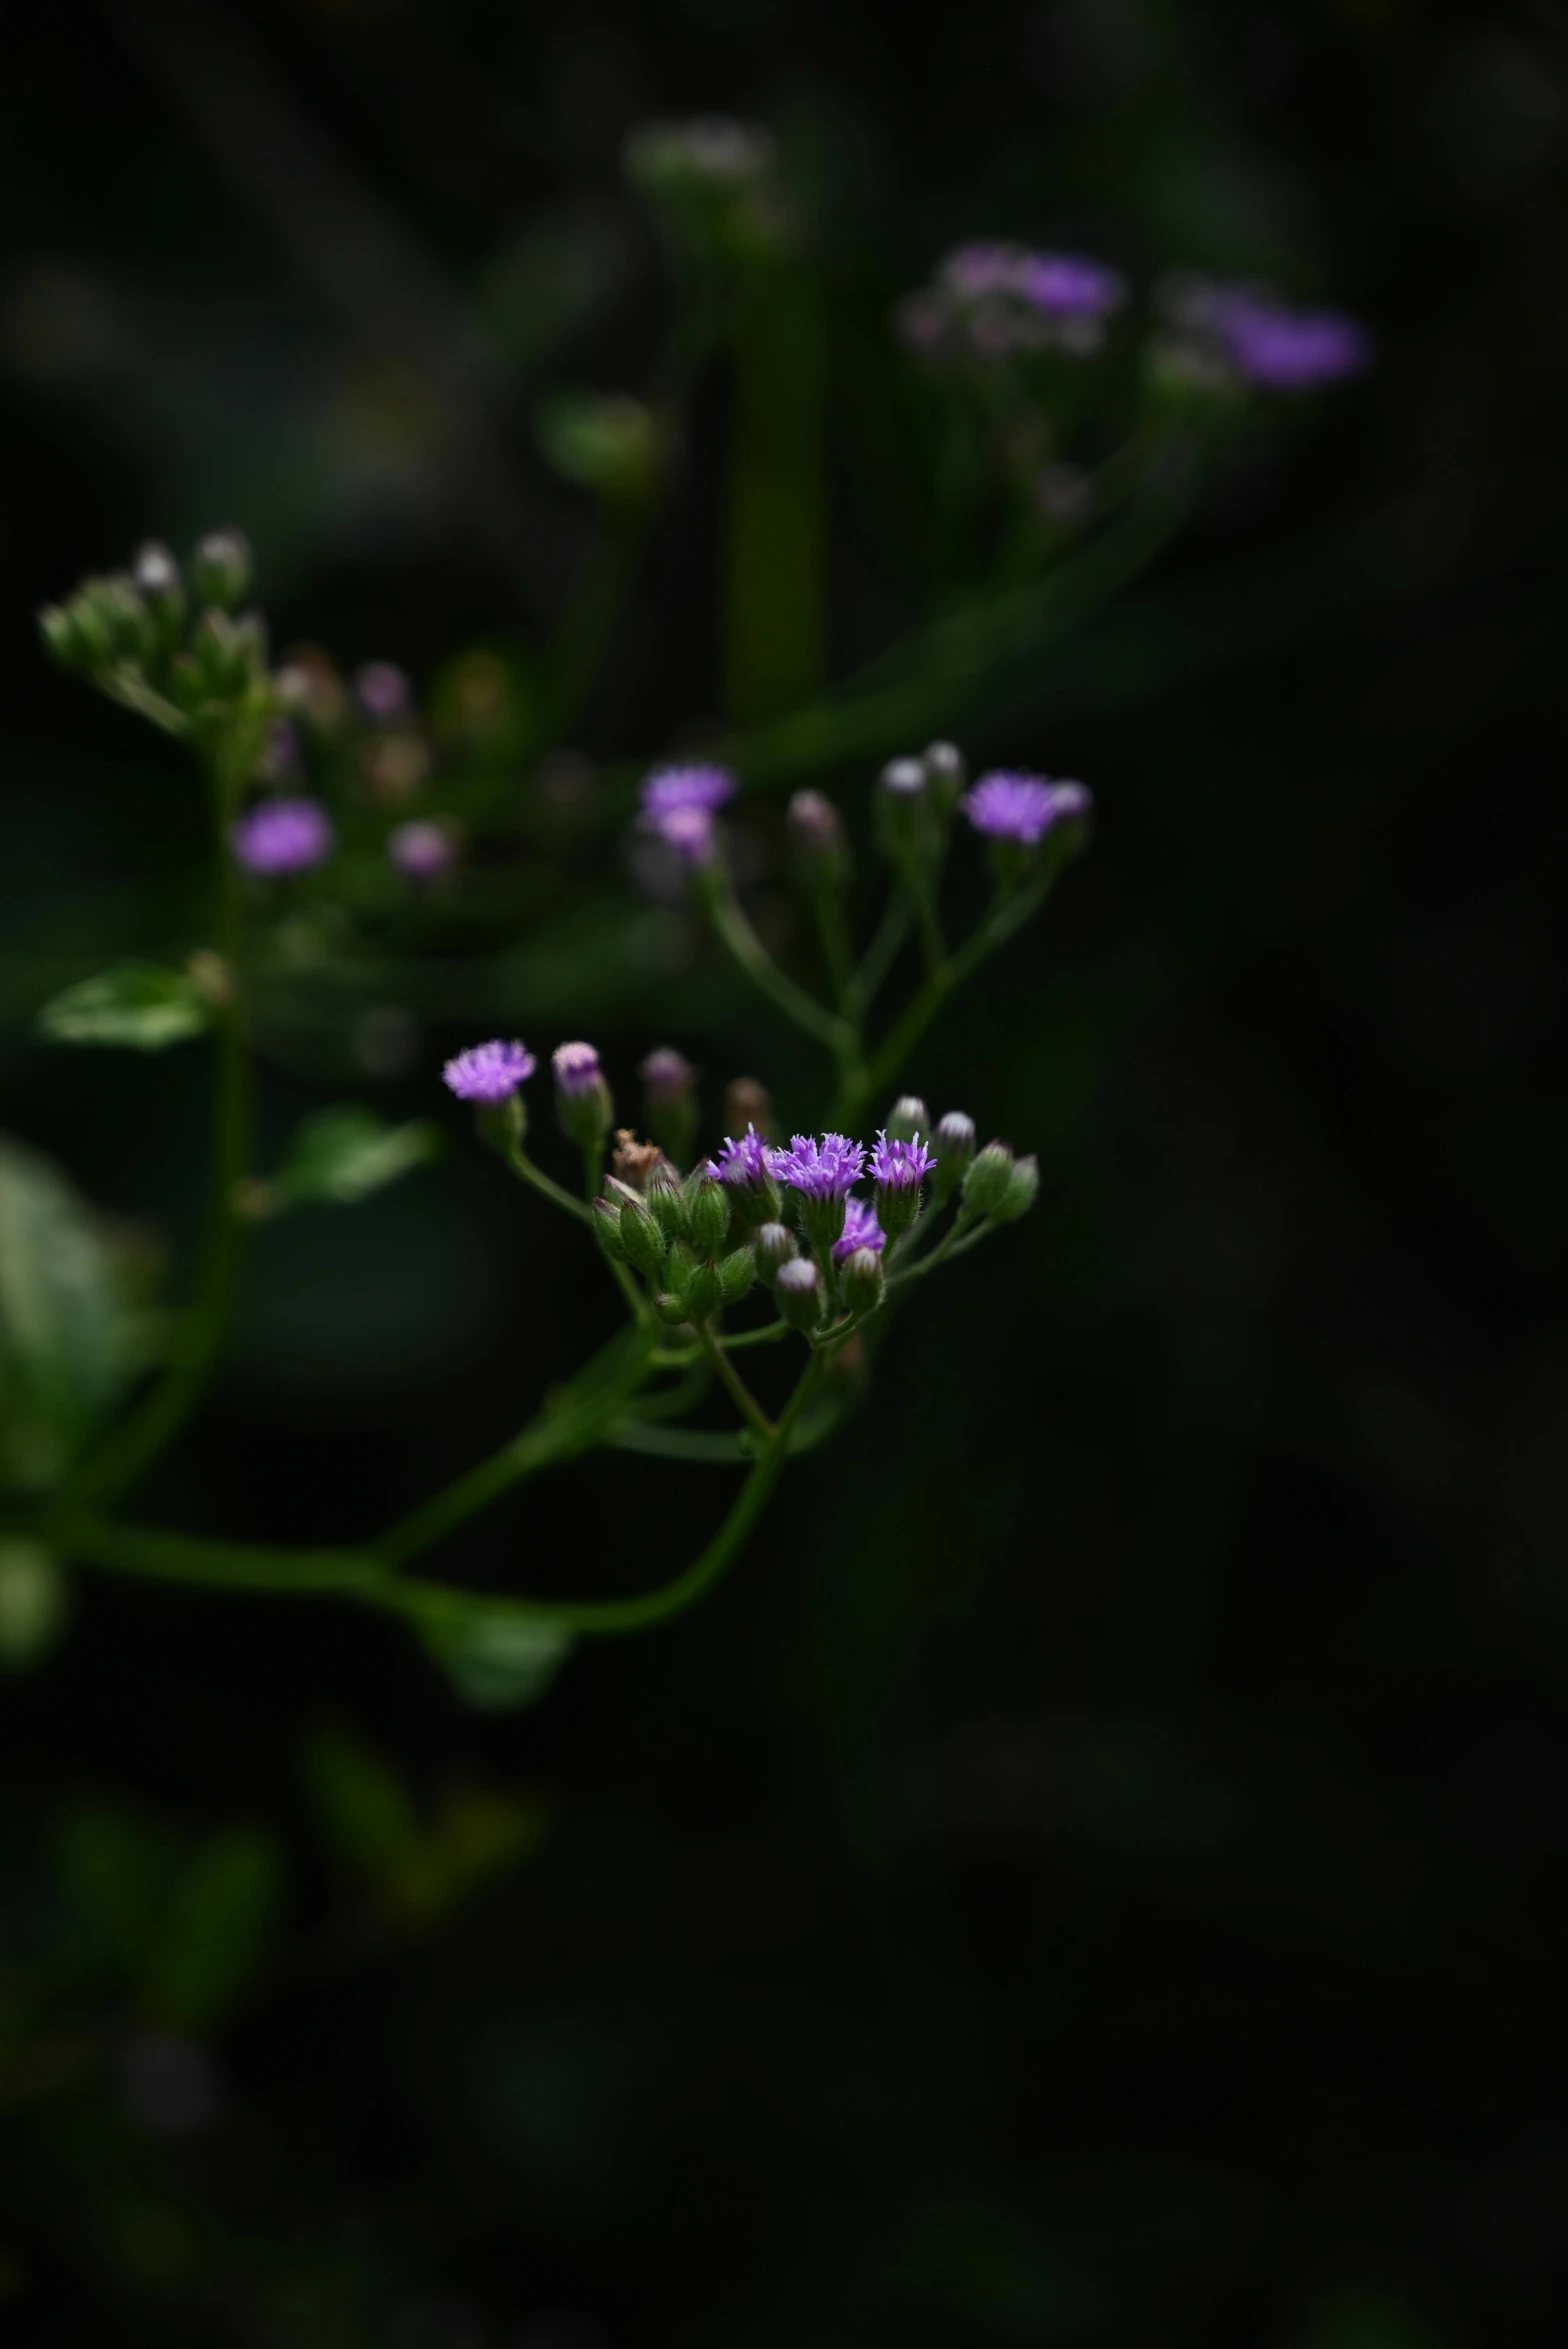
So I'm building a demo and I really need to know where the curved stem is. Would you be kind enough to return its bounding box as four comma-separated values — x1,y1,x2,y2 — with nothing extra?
59,743,252,1515
696,1324,775,1443
708,885,851,1057
506,1141,593,1225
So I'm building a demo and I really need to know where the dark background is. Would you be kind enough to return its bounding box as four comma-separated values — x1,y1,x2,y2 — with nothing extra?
3,1,1568,2343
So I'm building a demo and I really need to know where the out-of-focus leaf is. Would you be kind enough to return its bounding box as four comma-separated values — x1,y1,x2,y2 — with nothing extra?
266,1106,440,1213
0,1137,136,1490
0,1540,69,1669
299,1722,426,1901
420,1612,573,1711
536,390,659,502
38,961,212,1050
150,1826,286,2033
57,1804,177,1976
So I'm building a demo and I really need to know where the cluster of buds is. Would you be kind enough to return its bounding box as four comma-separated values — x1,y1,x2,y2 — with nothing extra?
624,115,790,264
441,1035,1039,1350
39,530,269,754
897,240,1128,365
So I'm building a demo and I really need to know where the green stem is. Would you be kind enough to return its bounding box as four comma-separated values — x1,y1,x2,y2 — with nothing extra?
708,884,851,1057
506,1142,593,1225
59,741,252,1515
696,1323,776,1443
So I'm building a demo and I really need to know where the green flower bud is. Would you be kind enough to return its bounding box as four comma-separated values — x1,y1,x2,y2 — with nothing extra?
38,602,87,672
619,1196,667,1277
841,1246,885,1317
931,1110,976,1204
192,609,249,699
592,1196,628,1259
132,540,185,632
775,1256,822,1331
191,527,253,610
755,1221,798,1280
963,1140,1016,1218
716,1245,756,1306
884,1096,929,1145
553,1042,613,1152
646,1160,689,1243
653,1292,690,1328
995,1153,1039,1223
679,1258,722,1322
922,739,966,811
687,1175,731,1255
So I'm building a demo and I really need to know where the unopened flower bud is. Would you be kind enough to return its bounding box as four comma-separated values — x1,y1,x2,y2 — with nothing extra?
354,660,413,724
592,1196,629,1259
645,1159,689,1242
553,1040,612,1151
725,1076,772,1141
776,1256,822,1331
841,1246,885,1317
95,575,155,666
654,1292,690,1328
963,1140,1016,1218
618,1196,667,1277
193,609,249,699
931,1110,976,1203
688,1175,731,1255
38,603,87,672
191,527,253,611
639,1045,697,1165
132,540,185,634
716,1246,757,1305
922,740,966,809
995,1153,1039,1222
885,1096,929,1145
787,789,848,881
680,1258,722,1322
755,1222,798,1280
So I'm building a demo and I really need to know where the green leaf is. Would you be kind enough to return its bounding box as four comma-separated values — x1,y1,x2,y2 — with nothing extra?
267,1106,440,1213
38,961,213,1050
299,1722,427,1898
0,1540,70,1670
150,1826,286,2033
420,1612,573,1712
0,1137,137,1490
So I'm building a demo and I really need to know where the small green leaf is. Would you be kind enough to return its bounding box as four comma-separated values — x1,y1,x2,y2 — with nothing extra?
0,1541,70,1670
150,1826,286,2033
421,1612,573,1712
39,961,213,1051
0,1138,137,1490
267,1106,440,1213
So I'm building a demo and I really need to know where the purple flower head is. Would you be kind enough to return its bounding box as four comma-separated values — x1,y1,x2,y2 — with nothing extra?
872,1132,935,1190
831,1196,886,1265
653,804,716,866
354,661,413,723
639,1046,695,1106
714,1125,771,1190
940,241,1025,299
443,1038,536,1103
388,819,455,882
640,763,736,821
553,1040,602,1098
1018,252,1125,319
1216,295,1370,391
765,1132,868,1200
229,796,333,876
963,771,1092,848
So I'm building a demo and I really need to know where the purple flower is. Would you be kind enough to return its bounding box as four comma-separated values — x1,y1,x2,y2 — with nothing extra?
940,241,1024,299
639,1046,695,1106
831,1196,885,1265
640,763,736,821
962,771,1091,848
714,1125,771,1190
1215,295,1370,391
388,819,455,881
871,1132,935,1189
1017,252,1125,319
787,789,845,859
653,804,716,866
765,1132,868,1199
354,660,413,723
443,1038,536,1103
229,797,333,876
552,1040,602,1098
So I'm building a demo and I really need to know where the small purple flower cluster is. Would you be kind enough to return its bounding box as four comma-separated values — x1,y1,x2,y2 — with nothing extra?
1162,276,1370,393
897,239,1126,364
442,1038,537,1103
637,763,735,869
962,771,1092,849
229,796,333,877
